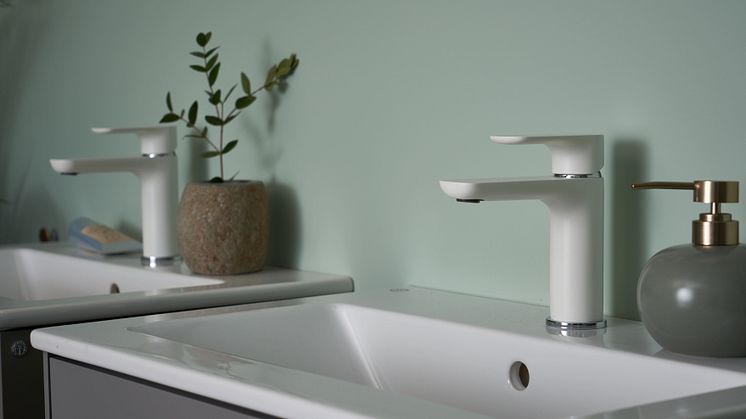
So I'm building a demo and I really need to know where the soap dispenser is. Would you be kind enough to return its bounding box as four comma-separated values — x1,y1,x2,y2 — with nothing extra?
632,180,746,357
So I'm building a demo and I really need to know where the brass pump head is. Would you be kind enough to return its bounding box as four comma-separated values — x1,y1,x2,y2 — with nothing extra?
631,180,740,246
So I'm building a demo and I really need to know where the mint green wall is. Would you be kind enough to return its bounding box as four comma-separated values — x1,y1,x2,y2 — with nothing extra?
2,1,745,319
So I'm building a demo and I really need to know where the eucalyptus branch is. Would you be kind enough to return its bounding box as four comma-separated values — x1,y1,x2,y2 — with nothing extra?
200,45,223,124
159,31,299,182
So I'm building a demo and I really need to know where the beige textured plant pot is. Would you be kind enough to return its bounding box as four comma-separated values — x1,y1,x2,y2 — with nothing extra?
177,181,268,275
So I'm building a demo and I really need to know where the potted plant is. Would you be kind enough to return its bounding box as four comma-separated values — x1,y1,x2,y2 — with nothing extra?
160,31,298,275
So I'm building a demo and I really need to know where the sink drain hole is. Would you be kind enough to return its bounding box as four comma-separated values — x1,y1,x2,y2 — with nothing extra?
509,361,530,391
110,283,120,294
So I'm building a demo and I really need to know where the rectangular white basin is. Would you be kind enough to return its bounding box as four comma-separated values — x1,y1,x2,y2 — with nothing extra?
128,296,746,419
0,247,220,301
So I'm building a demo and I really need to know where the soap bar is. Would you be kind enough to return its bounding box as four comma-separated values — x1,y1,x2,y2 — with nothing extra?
68,217,142,255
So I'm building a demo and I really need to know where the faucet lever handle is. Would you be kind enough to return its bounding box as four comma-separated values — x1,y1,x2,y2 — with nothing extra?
490,135,603,175
92,126,177,156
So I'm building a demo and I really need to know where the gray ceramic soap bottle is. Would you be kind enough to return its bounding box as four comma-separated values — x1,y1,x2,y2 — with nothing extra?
632,180,746,357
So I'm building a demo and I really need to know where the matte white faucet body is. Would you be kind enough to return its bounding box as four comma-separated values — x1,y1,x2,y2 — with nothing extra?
50,126,179,267
440,135,605,330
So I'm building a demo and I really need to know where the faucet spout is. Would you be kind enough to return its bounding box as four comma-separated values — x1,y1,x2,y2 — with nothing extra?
49,126,179,267
441,176,586,202
50,157,159,175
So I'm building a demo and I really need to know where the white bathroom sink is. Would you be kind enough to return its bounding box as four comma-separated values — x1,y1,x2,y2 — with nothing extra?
0,246,220,301
0,243,353,330
31,288,746,419
132,301,746,419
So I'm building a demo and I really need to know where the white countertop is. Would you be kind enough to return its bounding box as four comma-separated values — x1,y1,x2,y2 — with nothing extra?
31,287,746,419
0,242,353,330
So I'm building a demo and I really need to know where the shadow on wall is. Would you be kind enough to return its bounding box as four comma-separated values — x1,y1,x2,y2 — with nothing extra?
266,180,301,268
609,139,649,320
0,1,52,240
238,39,292,177
184,137,209,183
244,40,300,267
11,181,61,243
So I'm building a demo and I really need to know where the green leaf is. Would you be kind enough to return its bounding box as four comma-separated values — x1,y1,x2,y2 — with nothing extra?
159,113,179,123
277,57,293,77
205,115,223,126
201,150,221,158
190,64,207,73
276,53,299,77
209,176,223,183
265,64,277,88
201,127,208,137
207,62,220,86
240,72,251,95
235,95,256,109
190,51,206,58
209,89,221,105
224,84,237,102
166,92,173,111
205,54,218,71
222,139,238,155
184,133,205,139
196,32,209,47
188,101,198,126
204,32,212,45
204,46,219,58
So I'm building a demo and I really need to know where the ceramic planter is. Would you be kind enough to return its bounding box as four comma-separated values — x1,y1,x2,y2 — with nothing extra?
177,181,267,275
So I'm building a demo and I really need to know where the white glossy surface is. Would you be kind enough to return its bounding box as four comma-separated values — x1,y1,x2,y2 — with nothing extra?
489,135,603,175
31,288,746,419
91,126,177,155
0,243,353,330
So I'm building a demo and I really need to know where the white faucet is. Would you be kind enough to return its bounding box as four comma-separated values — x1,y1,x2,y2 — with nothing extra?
440,135,606,330
50,126,179,267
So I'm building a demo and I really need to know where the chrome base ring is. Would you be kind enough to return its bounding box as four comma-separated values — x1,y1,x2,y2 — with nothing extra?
546,318,607,330
141,255,179,268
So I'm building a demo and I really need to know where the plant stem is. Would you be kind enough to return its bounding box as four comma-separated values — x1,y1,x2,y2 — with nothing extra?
219,102,225,180
251,83,272,97
202,45,225,180
179,116,220,151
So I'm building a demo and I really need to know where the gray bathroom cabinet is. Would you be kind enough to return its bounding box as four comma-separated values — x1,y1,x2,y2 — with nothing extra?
44,356,278,419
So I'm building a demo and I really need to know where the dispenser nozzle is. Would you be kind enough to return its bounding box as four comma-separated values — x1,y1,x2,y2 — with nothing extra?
631,180,739,203
632,180,740,246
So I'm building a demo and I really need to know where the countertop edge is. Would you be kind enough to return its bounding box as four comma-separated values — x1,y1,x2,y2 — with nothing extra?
0,272,353,330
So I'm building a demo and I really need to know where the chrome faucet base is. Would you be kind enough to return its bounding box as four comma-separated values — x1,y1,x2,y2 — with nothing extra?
545,318,607,330
141,256,179,268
